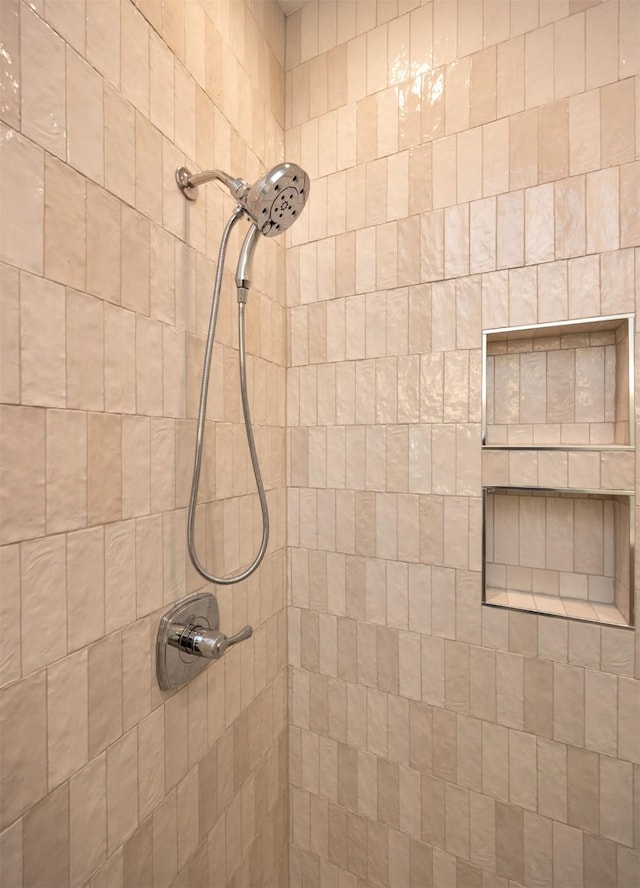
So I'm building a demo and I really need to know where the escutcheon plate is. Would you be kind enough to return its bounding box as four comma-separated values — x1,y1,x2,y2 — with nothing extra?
156,593,219,690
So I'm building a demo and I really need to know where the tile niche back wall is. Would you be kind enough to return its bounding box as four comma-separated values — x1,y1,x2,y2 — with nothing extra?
0,1,290,885
285,1,640,886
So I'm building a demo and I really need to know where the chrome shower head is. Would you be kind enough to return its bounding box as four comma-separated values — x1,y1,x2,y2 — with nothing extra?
241,162,310,237
175,161,311,296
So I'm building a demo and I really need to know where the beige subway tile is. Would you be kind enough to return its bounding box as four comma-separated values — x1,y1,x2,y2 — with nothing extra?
495,801,524,883
585,0,619,89
524,657,553,738
509,729,537,812
0,669,47,828
0,0,20,129
553,821,583,888
617,847,640,888
135,515,163,619
88,632,123,759
86,183,121,305
469,197,496,275
104,304,136,414
135,113,163,223
524,24,554,108
86,0,120,86
152,789,178,886
0,544,20,689
618,677,640,763
121,0,149,114
538,100,569,184
601,248,634,314
122,617,151,732
88,412,122,525
583,833,617,888
523,812,552,888
67,526,105,652
20,272,66,409
46,409,87,534
620,162,640,247
104,85,135,205
554,12,585,98
553,663,585,747
67,47,104,185
568,450,600,488
482,118,510,197
0,264,19,405
444,204,470,279
70,754,107,888
20,6,66,159
123,818,152,888
0,124,44,274
601,78,636,167
177,767,199,871
122,416,151,520
525,183,554,266
620,0,640,77
586,167,620,253
1,407,43,548
555,175,586,259
497,191,524,270
23,783,69,887
0,819,22,888
121,206,151,316
106,728,139,855
496,650,524,729
569,90,601,175
20,536,67,682
537,737,567,823
510,110,538,190
432,136,456,208
47,648,88,790
44,0,85,53
599,755,633,846
456,715,482,793
497,36,524,118
585,668,618,755
44,155,86,291
66,289,104,411
538,262,569,324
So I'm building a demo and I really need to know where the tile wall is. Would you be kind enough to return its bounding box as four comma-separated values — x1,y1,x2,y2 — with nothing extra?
284,0,640,886
0,0,290,885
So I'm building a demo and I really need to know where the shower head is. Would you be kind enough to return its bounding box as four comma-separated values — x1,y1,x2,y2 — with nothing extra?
175,161,311,295
240,162,310,237
175,162,310,237
235,163,310,295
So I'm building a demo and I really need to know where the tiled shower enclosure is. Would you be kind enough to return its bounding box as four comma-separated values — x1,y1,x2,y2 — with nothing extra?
1,0,639,886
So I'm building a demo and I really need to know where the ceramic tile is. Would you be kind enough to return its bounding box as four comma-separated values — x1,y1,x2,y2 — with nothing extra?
20,6,66,158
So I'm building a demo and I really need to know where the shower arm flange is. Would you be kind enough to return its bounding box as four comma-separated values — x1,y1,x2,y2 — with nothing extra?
175,166,249,203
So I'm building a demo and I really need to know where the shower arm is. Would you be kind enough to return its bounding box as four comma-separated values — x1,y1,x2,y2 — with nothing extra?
175,166,249,203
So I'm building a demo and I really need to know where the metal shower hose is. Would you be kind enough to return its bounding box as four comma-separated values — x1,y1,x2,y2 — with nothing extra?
187,205,269,584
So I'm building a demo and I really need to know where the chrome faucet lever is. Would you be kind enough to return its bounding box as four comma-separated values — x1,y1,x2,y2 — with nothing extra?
168,622,253,660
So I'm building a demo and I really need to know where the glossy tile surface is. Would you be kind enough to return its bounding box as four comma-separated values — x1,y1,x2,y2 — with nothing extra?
285,1,640,886
0,1,289,885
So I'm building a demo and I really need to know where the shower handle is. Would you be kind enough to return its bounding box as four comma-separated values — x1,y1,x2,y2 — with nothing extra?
168,622,252,660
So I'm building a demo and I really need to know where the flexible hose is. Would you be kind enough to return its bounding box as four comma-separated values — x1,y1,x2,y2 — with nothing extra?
187,206,270,585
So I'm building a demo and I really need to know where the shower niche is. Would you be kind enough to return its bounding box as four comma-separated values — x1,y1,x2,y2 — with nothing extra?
481,313,635,628
482,315,634,448
483,487,634,627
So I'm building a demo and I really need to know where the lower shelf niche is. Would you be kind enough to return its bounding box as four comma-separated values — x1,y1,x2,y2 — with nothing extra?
483,486,634,627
